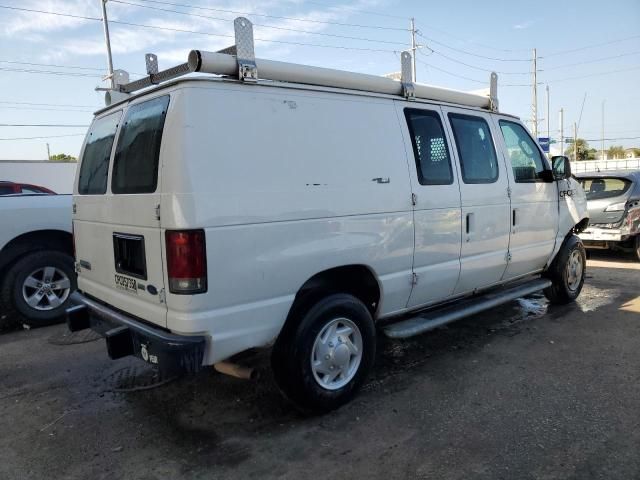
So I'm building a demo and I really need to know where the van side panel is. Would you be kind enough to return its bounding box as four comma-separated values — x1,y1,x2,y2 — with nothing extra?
160,83,414,363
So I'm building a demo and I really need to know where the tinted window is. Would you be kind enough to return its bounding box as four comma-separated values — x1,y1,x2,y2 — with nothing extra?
578,177,632,200
112,95,170,194
0,185,14,195
21,186,48,194
405,109,453,185
448,114,499,184
499,120,547,182
78,111,121,195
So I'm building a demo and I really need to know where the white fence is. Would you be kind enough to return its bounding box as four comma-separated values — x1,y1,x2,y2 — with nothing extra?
572,158,640,174
0,160,77,194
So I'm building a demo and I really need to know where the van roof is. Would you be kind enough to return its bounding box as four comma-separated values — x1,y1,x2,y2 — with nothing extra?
95,75,520,121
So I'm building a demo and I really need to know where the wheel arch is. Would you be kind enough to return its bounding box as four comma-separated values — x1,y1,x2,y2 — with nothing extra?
276,264,382,344
0,230,73,272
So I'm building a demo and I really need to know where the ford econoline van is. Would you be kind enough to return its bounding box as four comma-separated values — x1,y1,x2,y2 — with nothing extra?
67,19,589,412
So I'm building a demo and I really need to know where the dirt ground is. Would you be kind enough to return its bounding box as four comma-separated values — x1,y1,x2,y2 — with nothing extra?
1,251,639,480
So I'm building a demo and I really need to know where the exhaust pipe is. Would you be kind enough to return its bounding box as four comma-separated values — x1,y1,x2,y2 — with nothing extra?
214,362,258,380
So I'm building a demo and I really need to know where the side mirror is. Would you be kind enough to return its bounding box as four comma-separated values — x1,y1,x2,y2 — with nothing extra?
551,155,571,180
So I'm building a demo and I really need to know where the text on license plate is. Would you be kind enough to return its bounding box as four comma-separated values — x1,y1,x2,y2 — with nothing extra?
114,274,138,294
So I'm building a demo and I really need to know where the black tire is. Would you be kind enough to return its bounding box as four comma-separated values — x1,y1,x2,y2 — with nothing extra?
543,234,586,305
633,235,640,262
0,250,77,327
271,293,376,414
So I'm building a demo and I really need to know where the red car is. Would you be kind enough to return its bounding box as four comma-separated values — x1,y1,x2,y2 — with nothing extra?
0,181,55,195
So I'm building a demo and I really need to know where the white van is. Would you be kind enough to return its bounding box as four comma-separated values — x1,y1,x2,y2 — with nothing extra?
67,19,589,412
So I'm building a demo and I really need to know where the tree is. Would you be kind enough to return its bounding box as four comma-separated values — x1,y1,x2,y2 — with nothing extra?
607,145,625,160
49,153,77,162
564,138,591,161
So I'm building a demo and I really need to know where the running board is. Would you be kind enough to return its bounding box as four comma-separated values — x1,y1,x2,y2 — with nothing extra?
383,278,552,339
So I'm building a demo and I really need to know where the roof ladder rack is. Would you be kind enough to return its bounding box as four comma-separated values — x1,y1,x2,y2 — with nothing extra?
104,16,498,112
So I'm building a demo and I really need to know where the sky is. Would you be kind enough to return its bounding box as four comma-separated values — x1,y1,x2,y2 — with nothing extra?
0,0,638,160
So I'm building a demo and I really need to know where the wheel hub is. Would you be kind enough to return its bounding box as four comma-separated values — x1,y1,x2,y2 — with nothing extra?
311,318,363,390
22,266,71,311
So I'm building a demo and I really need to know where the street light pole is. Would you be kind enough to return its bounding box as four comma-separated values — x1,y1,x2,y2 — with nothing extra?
100,0,115,89
601,100,605,161
559,108,564,157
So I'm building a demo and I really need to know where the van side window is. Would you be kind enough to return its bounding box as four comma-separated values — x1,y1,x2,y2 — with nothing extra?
78,111,121,195
448,113,499,184
499,120,547,182
404,109,453,185
112,95,170,194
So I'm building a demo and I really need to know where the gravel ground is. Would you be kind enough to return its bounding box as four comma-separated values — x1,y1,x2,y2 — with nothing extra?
0,251,638,480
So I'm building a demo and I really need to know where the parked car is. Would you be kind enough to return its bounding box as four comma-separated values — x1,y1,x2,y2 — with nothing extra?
576,170,640,260
0,194,76,328
0,181,55,195
66,39,589,412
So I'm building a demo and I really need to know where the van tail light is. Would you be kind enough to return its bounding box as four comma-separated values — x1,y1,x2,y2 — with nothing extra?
165,230,207,294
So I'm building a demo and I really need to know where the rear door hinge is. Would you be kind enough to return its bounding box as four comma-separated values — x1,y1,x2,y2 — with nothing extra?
411,193,417,206
411,272,419,286
507,187,512,198
155,204,161,221
506,251,512,263
158,288,166,304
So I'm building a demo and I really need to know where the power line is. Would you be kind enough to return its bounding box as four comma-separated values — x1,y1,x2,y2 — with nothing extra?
415,30,530,62
0,67,103,78
545,65,640,84
544,34,640,58
0,4,399,53
542,51,640,71
302,0,409,20
111,0,408,46
0,59,105,72
0,106,94,113
0,133,86,141
424,48,530,75
0,124,89,127
415,55,531,87
415,21,531,54
130,0,408,31
0,101,98,108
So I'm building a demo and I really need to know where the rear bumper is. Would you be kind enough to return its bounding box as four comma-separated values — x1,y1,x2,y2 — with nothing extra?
66,291,206,373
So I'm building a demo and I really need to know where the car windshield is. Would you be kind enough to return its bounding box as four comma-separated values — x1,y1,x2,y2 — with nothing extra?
578,177,632,200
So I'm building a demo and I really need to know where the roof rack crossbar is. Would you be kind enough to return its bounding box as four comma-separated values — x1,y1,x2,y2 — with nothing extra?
108,17,498,112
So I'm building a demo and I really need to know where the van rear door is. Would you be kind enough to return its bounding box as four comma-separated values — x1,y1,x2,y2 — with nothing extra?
74,95,170,328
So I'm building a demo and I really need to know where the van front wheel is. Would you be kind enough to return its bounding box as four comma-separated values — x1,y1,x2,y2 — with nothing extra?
543,234,586,305
271,294,375,414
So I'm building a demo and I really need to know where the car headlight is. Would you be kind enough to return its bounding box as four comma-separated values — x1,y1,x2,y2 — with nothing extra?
605,202,627,212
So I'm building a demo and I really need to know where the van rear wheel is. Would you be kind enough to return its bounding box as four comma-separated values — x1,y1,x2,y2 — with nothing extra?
271,293,375,414
543,234,586,305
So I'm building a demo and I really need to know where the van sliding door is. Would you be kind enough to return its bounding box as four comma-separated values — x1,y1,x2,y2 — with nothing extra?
396,103,462,308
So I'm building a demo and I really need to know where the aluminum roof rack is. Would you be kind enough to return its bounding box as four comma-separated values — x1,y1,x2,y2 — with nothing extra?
106,17,498,112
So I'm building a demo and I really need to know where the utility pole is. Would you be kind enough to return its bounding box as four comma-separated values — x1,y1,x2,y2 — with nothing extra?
545,85,550,143
559,108,564,157
573,122,578,163
46,143,51,161
100,0,115,89
410,17,417,82
531,48,538,138
601,100,605,161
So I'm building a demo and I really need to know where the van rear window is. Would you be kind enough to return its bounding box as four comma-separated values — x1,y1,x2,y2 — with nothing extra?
111,95,170,194
78,111,121,195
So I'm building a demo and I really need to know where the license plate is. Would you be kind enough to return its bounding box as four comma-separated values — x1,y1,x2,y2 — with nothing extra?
114,274,138,294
